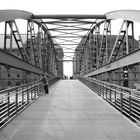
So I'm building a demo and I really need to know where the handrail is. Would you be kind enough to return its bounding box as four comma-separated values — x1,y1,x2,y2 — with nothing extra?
85,76,140,98
0,76,60,129
0,80,39,95
78,76,140,124
0,76,59,95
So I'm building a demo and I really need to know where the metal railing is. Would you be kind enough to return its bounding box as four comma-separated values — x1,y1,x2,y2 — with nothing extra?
78,76,140,124
0,76,59,129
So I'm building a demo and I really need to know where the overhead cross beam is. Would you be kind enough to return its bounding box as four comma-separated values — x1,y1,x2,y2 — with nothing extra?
32,14,106,64
33,15,106,19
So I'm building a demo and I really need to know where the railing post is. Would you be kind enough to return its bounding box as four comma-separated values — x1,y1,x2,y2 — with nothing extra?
102,84,104,98
27,85,29,105
35,83,38,96
106,84,108,100
109,85,112,103
99,83,101,96
22,87,24,107
39,83,42,94
114,87,117,107
34,83,37,96
38,82,40,95
16,89,18,115
31,84,33,100
0,98,1,124
33,84,35,99
7,92,10,118
99,83,101,94
120,90,123,114
129,91,132,119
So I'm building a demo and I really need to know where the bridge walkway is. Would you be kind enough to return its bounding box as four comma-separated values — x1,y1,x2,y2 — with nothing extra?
0,80,140,140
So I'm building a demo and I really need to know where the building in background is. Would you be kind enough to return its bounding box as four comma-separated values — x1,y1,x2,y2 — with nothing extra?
0,34,63,90
73,34,140,89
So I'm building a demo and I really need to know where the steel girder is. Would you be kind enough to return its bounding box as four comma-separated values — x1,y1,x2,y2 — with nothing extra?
1,10,140,77
0,10,33,22
78,10,140,77
0,49,44,75
33,15,106,19
32,14,106,62
106,10,140,23
32,10,140,75
0,10,59,77
84,48,140,77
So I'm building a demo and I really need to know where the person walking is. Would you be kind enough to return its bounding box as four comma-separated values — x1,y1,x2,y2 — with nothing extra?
41,75,49,94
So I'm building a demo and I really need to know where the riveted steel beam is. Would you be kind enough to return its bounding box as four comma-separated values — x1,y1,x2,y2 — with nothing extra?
84,48,140,77
42,21,96,24
106,10,140,22
47,28,90,31
0,10,33,22
0,49,48,75
33,14,106,19
52,36,86,38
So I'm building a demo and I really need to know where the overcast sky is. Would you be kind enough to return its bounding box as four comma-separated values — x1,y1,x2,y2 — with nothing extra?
0,0,140,15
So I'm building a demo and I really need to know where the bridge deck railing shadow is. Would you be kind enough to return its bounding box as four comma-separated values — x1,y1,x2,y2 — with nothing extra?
0,76,59,129
78,76,140,125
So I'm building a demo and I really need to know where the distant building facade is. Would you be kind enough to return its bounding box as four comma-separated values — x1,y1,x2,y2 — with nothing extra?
0,34,63,90
73,34,140,89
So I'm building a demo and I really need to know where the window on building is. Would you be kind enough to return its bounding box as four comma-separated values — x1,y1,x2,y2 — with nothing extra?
16,82,20,86
8,73,10,77
8,82,11,86
17,74,20,78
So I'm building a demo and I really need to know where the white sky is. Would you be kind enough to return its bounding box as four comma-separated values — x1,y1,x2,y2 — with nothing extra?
0,0,140,15
0,0,140,77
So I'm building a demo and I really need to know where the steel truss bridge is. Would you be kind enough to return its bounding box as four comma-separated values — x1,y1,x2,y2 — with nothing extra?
1,10,140,139
0,10,140,81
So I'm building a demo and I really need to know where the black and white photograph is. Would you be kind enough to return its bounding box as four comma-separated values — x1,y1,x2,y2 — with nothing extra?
0,0,140,139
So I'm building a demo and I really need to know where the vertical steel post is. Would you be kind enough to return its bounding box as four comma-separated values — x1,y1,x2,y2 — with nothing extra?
9,21,13,53
120,90,123,114
22,87,24,107
114,87,117,107
16,90,18,115
129,91,132,119
31,84,33,100
109,85,112,103
4,22,7,50
125,21,129,54
99,83,101,96
102,84,104,99
131,21,135,50
27,85,29,104
106,83,108,100
7,92,10,118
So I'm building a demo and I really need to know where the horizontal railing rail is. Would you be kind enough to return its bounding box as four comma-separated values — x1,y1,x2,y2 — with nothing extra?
0,76,60,129
78,76,140,124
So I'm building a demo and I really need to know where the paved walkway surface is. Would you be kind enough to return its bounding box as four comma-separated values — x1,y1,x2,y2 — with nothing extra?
0,80,140,140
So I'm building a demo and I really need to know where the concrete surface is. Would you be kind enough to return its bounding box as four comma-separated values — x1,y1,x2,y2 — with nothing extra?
0,80,140,140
